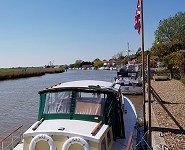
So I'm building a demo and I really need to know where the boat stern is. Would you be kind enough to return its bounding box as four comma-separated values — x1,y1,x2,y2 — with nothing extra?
22,119,114,150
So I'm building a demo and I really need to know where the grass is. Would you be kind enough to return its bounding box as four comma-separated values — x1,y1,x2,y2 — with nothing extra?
0,67,65,80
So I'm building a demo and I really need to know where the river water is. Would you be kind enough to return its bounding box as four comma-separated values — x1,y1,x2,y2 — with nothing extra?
0,69,143,139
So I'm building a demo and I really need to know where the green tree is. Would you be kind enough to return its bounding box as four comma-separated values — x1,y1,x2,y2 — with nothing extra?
74,60,82,68
93,59,103,69
151,12,185,78
93,58,101,62
69,64,75,68
154,12,185,44
163,50,185,76
151,41,185,78
151,41,185,59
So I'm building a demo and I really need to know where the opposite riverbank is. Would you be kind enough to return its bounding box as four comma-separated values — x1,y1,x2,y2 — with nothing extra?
151,79,185,149
0,68,65,80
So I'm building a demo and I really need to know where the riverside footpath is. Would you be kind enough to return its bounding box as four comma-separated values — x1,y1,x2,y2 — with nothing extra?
149,79,185,150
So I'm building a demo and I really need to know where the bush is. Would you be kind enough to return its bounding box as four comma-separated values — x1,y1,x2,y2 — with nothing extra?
155,68,170,76
155,67,183,80
180,74,185,85
172,68,181,80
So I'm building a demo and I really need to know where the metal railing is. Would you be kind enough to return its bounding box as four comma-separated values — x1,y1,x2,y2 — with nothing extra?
0,125,23,150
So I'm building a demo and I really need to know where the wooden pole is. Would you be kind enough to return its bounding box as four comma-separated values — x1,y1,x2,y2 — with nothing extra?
91,120,102,135
140,0,146,132
147,54,152,148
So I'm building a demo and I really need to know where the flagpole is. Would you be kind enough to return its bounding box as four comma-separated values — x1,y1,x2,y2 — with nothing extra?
140,0,147,143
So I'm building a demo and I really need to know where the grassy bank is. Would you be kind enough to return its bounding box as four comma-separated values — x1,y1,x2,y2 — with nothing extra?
0,68,65,80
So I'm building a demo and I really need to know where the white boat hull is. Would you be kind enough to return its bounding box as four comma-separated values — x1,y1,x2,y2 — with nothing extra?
112,96,137,149
120,85,142,95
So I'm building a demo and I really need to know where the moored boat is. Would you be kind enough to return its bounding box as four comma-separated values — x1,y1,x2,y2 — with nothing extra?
115,63,143,95
3,80,137,150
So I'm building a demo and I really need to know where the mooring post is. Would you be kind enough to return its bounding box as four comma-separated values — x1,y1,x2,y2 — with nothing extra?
147,54,152,148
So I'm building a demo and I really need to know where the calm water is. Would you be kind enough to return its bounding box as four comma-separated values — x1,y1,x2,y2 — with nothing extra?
0,70,143,139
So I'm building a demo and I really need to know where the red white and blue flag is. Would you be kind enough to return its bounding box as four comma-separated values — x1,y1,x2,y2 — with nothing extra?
134,0,141,35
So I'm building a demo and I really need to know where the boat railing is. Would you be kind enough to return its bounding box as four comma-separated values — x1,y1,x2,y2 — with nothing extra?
0,125,23,150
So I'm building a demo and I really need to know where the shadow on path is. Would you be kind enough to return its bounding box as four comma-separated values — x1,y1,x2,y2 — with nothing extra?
152,127,185,134
150,86,184,131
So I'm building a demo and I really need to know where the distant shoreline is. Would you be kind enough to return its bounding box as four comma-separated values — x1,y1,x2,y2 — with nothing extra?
0,68,65,81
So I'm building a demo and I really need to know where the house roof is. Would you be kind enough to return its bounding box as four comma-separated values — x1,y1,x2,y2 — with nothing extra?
150,56,159,60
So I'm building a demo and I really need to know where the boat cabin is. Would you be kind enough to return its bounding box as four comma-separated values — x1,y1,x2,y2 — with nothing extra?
21,80,126,150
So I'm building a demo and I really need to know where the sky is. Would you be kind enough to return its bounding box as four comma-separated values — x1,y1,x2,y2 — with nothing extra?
0,0,184,68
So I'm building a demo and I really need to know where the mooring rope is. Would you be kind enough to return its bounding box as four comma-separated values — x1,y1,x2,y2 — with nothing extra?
136,130,152,150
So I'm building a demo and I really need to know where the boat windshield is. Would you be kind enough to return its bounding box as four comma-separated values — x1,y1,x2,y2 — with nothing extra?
44,91,72,114
75,92,106,116
43,91,106,116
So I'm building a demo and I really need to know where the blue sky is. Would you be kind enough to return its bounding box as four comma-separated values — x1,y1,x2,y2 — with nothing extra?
0,0,184,68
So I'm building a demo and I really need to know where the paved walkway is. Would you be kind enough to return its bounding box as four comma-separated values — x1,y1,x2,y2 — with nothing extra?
149,79,185,150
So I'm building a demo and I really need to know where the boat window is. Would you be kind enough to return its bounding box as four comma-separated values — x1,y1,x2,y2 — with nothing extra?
128,72,137,77
43,91,72,114
75,92,106,116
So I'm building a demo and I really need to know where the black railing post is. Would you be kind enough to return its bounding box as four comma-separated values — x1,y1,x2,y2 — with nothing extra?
147,54,152,148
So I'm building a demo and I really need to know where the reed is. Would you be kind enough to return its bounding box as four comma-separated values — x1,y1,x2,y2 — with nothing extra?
0,68,65,80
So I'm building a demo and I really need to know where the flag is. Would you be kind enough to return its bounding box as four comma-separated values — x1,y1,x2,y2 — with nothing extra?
134,0,141,35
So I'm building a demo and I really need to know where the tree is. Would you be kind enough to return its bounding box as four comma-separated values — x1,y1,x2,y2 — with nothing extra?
74,60,82,68
93,58,101,62
112,52,126,66
151,12,185,78
93,59,103,69
151,41,185,59
69,64,75,68
112,52,125,60
151,41,185,78
81,61,93,66
154,12,185,44
163,50,185,76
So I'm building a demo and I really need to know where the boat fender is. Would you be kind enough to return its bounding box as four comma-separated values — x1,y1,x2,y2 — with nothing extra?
29,134,56,150
62,137,90,150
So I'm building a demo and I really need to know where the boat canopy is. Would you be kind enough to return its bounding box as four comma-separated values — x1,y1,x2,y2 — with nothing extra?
37,80,125,139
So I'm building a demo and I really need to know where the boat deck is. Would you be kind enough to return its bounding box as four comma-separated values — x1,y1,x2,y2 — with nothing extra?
24,119,109,143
